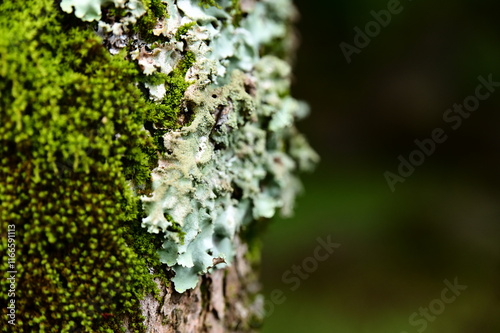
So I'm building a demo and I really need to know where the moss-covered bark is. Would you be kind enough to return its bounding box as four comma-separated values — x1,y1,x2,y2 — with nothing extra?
0,1,159,331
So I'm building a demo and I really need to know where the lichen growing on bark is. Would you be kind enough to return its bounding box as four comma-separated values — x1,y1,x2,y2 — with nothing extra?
74,0,318,293
1,0,317,330
110,0,319,292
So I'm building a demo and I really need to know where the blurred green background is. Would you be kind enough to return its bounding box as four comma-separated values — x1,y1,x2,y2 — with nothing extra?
261,0,500,332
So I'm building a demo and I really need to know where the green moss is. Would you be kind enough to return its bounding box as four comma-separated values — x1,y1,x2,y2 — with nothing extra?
165,215,186,245
121,202,172,293
143,51,196,140
230,0,243,26
133,0,168,43
0,0,159,331
175,21,196,40
147,0,167,18
178,50,196,73
198,0,221,9
105,6,129,19
142,72,170,86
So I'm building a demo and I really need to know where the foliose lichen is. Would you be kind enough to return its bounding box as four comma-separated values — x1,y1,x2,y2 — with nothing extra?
95,0,319,293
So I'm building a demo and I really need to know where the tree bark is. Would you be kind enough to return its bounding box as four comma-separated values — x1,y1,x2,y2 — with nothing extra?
134,237,263,332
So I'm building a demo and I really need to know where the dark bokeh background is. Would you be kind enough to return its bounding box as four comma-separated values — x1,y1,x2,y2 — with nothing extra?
261,0,500,332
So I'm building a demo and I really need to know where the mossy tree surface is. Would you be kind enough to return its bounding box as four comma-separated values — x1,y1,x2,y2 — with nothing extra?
1,0,317,332
0,0,162,331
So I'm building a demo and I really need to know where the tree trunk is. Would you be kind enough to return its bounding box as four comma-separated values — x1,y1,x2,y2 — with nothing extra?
0,0,317,332
133,236,263,332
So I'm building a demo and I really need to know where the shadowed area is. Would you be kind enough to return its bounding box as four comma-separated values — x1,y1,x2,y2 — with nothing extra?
261,0,500,332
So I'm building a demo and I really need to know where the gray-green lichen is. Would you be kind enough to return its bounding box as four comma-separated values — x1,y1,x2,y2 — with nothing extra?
65,0,319,293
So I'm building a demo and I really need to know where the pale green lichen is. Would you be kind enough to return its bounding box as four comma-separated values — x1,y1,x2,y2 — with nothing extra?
119,0,320,292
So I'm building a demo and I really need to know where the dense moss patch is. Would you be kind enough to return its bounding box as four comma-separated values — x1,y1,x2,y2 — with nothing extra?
143,51,196,128
175,22,197,40
230,0,244,26
138,49,196,159
130,0,168,43
0,0,161,331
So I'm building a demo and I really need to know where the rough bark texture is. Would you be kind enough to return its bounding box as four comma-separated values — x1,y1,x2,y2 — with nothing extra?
133,237,263,332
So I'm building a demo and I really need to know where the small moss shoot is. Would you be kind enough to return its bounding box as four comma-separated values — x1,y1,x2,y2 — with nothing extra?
230,0,243,26
147,0,168,18
198,0,222,9
175,21,196,40
133,0,168,43
140,50,196,156
165,214,186,245
0,0,165,331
